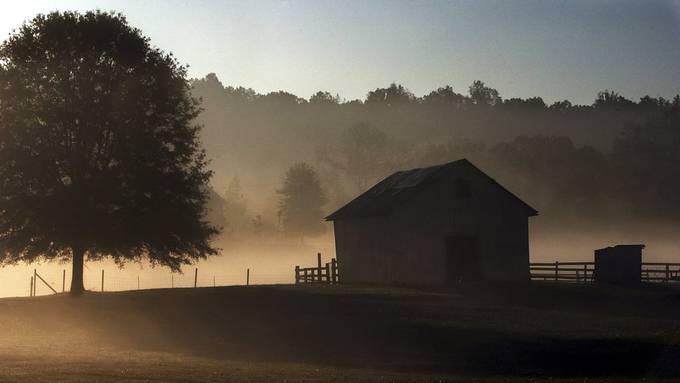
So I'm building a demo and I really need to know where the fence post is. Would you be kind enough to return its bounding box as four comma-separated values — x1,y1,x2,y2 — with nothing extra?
33,269,37,296
554,261,559,281
317,253,322,283
304,268,308,283
246,268,250,286
583,264,588,283
171,274,174,288
137,276,140,289
30,276,33,297
332,258,338,283
62,270,66,293
295,266,300,285
213,276,215,288
194,268,198,288
34,272,57,295
666,264,670,283
101,269,104,292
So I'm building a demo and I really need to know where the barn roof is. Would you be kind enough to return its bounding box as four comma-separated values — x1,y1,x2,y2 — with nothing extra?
325,159,538,221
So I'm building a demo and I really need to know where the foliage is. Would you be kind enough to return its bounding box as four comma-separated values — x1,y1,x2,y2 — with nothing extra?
309,91,340,105
190,72,680,230
594,90,636,109
276,163,327,237
366,83,415,106
222,176,249,236
0,11,218,293
422,86,468,108
469,80,502,106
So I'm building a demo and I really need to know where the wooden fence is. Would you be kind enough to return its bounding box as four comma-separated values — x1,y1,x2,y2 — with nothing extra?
530,262,680,283
641,263,680,282
530,262,595,283
295,253,339,284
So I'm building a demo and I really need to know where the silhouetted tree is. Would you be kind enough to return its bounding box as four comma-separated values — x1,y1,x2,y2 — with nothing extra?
309,91,340,105
224,86,258,104
222,176,249,236
422,86,469,108
260,91,306,106
638,95,669,109
277,163,327,237
366,83,415,106
609,101,680,218
191,74,258,105
205,189,227,231
594,90,635,109
549,100,573,113
504,97,546,109
0,11,218,295
469,80,501,106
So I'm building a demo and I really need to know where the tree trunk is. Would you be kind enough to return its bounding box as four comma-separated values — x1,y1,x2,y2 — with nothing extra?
70,246,85,296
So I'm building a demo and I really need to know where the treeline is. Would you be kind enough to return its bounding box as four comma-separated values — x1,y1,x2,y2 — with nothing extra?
194,73,677,111
191,74,680,239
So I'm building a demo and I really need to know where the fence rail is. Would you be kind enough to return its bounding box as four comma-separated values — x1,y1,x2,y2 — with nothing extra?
641,263,680,282
23,265,291,297
295,253,339,285
530,262,595,283
530,262,680,283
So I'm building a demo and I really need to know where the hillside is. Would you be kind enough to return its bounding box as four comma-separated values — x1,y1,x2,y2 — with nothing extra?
1,283,679,382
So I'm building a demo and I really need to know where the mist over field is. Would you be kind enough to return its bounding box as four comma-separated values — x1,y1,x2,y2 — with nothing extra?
2,73,678,298
194,74,680,263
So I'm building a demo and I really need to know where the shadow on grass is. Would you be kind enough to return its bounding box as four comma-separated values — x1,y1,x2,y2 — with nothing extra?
87,285,680,378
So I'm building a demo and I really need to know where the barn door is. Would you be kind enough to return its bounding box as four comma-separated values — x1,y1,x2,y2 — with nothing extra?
445,236,482,284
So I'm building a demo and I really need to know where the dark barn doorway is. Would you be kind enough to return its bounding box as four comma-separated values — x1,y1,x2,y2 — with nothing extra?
446,236,481,284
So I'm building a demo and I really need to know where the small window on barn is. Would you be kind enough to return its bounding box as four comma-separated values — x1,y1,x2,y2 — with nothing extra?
455,179,471,198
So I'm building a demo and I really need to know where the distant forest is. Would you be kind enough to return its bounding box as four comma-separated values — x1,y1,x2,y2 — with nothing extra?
191,74,680,238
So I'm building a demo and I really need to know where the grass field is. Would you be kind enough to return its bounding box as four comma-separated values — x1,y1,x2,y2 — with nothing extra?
0,282,679,382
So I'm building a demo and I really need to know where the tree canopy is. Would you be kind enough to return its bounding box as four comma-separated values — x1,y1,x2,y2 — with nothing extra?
0,11,218,294
277,163,327,238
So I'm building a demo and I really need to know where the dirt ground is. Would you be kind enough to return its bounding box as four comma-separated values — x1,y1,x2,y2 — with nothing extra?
0,283,679,382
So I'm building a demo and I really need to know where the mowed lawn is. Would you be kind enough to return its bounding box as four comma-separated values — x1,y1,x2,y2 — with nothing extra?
0,282,679,382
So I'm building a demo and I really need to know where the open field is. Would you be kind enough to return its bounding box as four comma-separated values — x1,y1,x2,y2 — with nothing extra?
0,283,679,382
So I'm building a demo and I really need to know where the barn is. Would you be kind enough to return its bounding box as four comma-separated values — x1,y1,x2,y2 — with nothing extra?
326,159,538,285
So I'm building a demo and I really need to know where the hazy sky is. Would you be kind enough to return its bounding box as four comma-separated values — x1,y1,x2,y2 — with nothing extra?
1,0,679,104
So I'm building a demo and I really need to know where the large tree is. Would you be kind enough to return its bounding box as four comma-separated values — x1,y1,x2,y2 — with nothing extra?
0,11,218,295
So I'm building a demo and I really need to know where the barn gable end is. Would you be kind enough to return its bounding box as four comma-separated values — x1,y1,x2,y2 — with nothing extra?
327,159,537,285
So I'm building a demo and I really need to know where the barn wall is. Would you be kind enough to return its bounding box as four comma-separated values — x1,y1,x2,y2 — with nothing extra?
334,217,391,284
334,215,445,285
395,164,531,282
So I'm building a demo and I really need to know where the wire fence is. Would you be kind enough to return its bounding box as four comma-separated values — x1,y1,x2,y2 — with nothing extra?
28,266,295,297
27,260,680,296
